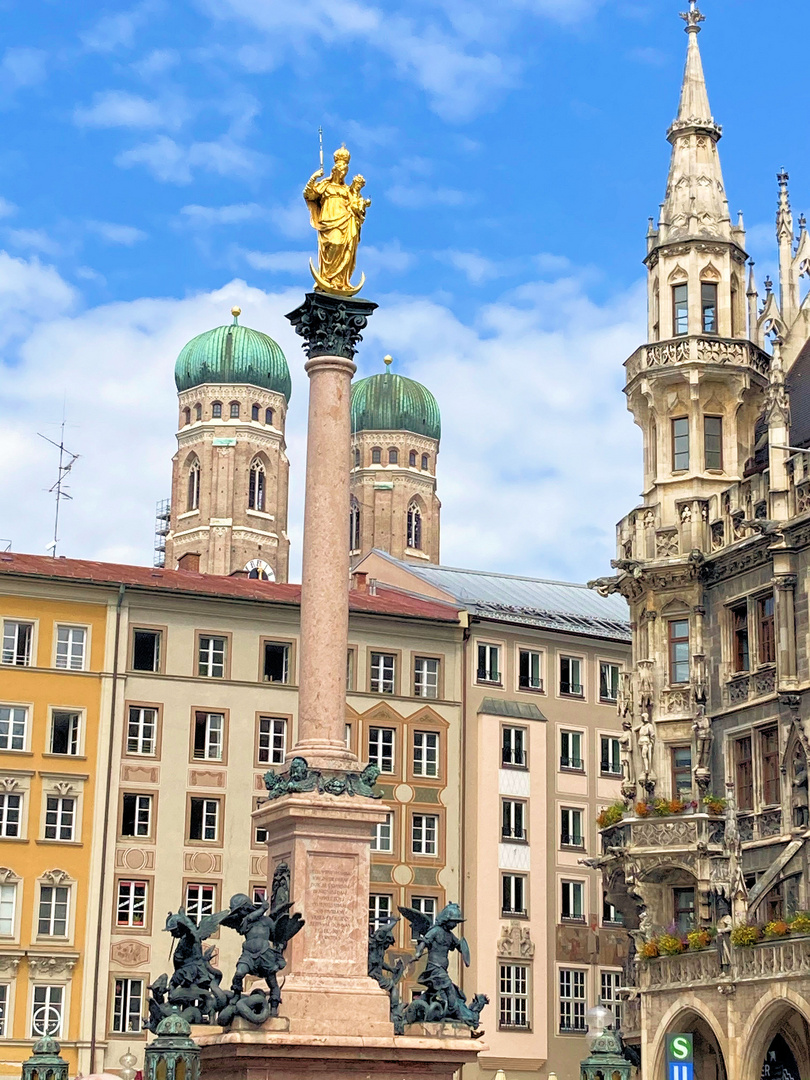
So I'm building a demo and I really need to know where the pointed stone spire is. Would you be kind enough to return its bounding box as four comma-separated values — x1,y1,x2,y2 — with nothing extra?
776,169,793,241
658,3,734,245
777,170,799,324
747,260,759,340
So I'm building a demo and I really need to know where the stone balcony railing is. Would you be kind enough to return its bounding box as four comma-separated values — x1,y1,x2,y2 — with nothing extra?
601,812,725,856
625,335,771,382
639,935,810,993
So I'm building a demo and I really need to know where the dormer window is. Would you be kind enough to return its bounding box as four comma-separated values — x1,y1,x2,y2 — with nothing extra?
701,283,718,334
673,283,688,336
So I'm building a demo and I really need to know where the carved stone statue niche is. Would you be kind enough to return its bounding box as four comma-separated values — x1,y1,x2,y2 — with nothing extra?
637,713,656,783
692,705,713,793
792,744,809,828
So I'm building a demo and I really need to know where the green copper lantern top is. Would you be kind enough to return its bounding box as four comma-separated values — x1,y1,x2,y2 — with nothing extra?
352,356,441,441
174,307,292,400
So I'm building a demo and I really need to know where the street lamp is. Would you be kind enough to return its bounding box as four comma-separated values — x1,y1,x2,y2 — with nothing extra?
579,1002,632,1080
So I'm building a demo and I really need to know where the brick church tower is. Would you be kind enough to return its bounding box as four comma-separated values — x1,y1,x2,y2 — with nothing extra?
163,307,292,581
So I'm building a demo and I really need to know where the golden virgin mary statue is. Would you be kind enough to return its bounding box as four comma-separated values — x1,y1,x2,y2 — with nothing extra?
304,145,371,296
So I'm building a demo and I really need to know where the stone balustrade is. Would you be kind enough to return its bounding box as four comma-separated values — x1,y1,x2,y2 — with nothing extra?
639,935,810,994
625,335,770,382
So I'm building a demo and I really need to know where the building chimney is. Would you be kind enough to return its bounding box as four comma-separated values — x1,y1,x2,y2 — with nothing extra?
352,571,368,593
177,552,201,572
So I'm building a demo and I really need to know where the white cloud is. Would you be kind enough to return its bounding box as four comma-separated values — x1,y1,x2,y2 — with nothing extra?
7,229,63,257
73,90,186,130
115,135,267,184
0,198,17,219
180,202,266,226
0,255,644,583
241,250,310,273
0,48,48,92
437,250,504,285
86,221,148,246
81,2,158,52
132,49,180,79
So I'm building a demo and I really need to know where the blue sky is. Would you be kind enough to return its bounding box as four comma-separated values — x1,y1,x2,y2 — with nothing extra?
0,0,807,582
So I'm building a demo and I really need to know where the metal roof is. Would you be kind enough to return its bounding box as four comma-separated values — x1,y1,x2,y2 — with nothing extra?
478,698,547,721
373,552,631,642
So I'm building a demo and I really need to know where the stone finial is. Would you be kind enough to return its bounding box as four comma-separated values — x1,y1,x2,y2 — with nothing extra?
680,0,705,33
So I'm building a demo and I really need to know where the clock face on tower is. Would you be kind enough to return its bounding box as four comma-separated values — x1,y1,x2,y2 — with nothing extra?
244,559,275,581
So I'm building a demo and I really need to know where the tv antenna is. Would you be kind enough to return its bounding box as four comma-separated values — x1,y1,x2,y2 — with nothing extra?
38,419,79,558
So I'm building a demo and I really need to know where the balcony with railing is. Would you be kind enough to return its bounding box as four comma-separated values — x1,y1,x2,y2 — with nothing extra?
601,812,725,857
625,335,771,383
639,934,810,993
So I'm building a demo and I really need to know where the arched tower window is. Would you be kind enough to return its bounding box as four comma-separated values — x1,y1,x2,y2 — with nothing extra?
409,450,417,467
212,402,222,418
421,454,429,471
249,458,266,512
388,448,398,465
354,447,361,468
194,403,202,421
187,458,201,511
265,407,274,426
230,401,240,419
372,447,381,464
407,502,422,550
183,407,191,426
252,404,260,421
350,497,361,551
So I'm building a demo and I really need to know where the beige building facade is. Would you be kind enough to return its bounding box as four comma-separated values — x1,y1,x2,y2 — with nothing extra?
355,551,631,1080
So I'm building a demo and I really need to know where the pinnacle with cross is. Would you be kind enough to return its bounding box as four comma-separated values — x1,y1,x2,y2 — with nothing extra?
680,0,705,31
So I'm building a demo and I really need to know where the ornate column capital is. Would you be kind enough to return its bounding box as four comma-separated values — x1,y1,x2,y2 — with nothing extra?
774,574,798,591
286,292,378,361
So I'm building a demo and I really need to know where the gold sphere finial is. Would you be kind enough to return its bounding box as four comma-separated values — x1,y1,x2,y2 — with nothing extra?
383,354,393,368
231,306,241,323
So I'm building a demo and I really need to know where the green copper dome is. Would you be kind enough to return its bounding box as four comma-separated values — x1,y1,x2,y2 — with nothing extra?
174,311,291,400
352,360,441,441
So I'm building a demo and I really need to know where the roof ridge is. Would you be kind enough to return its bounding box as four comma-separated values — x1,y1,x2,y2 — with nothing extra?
397,556,593,591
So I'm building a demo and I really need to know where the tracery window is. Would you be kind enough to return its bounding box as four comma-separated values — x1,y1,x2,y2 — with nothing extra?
349,497,361,551
248,459,266,512
407,502,422,550
187,458,201,511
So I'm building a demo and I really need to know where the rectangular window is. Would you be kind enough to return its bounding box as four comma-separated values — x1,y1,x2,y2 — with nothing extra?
0,706,27,752
701,282,718,334
559,656,583,697
368,727,395,773
668,619,690,684
55,625,86,670
477,643,500,684
603,895,623,926
371,812,393,853
499,964,529,1029
0,984,7,1036
518,649,543,691
257,717,287,765
346,649,355,692
672,417,690,471
410,896,437,927
198,635,226,678
502,799,527,842
38,885,69,936
116,880,147,928
704,415,723,470
252,885,267,904
414,657,439,699
50,711,80,756
0,884,16,935
599,662,620,704
368,893,392,933
126,706,157,756
121,794,152,838
263,642,290,683
413,731,439,777
185,883,216,921
601,971,623,1031
600,736,621,777
189,798,220,842
44,797,75,842
560,730,583,770
761,727,781,806
32,985,63,1037
732,603,750,673
370,653,396,694
502,726,527,768
735,735,754,811
758,595,776,665
411,813,438,856
1,620,33,666
673,887,695,933
502,874,527,917
0,794,21,838
673,283,689,336
559,968,587,1033
193,712,224,761
112,978,143,1033
561,807,584,848
132,629,161,672
561,880,585,921
671,746,693,796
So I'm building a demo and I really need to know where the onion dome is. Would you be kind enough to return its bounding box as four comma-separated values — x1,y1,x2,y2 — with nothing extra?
351,356,441,441
174,307,292,400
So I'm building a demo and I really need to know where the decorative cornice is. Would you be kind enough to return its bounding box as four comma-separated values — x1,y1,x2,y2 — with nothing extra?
27,953,79,977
